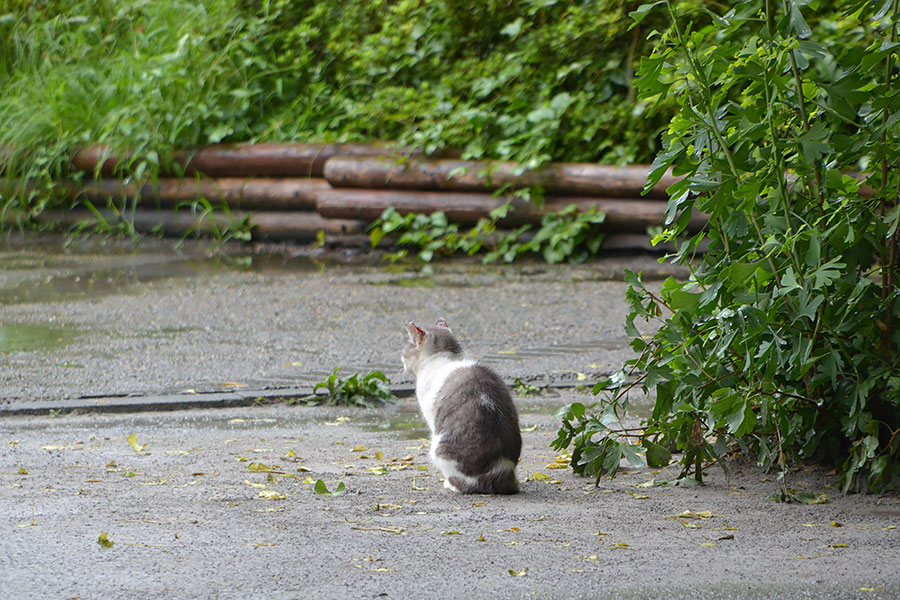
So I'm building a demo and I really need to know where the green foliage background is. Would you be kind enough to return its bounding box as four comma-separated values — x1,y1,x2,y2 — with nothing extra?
0,0,673,211
242,0,669,166
554,0,900,494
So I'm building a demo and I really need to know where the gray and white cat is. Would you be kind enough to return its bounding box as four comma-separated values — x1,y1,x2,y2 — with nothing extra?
402,319,521,494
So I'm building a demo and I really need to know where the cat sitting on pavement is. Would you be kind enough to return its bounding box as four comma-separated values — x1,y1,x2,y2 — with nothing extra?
402,319,521,494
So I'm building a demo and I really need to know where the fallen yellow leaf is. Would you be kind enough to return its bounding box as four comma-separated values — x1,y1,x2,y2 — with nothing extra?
546,450,572,470
674,510,713,519
247,463,283,474
352,445,367,452
531,472,551,482
97,533,114,548
126,433,146,454
508,568,528,576
258,490,286,500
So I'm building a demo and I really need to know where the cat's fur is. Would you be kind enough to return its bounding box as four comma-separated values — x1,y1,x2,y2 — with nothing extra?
402,319,521,494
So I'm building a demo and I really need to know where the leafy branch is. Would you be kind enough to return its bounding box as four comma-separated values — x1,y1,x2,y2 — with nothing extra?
558,0,900,493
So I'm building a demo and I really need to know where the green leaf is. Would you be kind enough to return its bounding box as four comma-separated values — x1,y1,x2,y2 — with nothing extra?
314,480,346,497
787,2,812,39
621,443,646,468
527,106,556,123
813,258,845,288
667,290,701,312
629,1,665,27
500,18,524,37
642,439,672,468
370,227,385,248
798,122,831,162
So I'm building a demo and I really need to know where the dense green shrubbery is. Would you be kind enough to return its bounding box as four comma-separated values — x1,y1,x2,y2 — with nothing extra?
0,0,675,213
555,0,900,493
240,0,672,166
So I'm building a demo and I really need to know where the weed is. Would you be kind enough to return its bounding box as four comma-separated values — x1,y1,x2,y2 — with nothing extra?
513,377,543,398
369,204,605,265
295,368,396,408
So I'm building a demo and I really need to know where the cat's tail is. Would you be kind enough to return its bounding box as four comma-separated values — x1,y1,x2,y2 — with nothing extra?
449,460,519,495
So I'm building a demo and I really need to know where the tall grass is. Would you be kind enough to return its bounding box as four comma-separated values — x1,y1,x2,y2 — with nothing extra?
0,0,263,224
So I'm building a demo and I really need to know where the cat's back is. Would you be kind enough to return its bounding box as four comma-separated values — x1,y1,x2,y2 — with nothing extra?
433,362,521,458
438,363,515,413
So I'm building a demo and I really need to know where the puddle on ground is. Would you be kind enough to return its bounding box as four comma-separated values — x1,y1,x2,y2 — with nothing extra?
0,253,332,304
159,399,431,440
0,241,359,304
0,323,82,354
1,234,688,304
357,403,431,440
1,259,206,304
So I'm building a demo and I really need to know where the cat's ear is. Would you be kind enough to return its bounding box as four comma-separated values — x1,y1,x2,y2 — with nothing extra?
406,321,426,346
435,318,451,333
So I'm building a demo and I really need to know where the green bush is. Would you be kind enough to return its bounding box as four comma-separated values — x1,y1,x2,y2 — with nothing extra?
367,203,606,264
1,0,680,224
554,0,900,494
242,0,674,165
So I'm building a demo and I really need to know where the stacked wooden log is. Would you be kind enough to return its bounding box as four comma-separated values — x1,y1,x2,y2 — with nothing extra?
14,143,700,249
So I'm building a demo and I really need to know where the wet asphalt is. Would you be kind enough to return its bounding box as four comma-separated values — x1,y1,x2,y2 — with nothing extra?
0,235,681,412
4,235,899,600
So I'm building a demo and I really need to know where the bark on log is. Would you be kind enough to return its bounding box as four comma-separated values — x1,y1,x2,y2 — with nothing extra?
323,157,680,199
72,142,413,178
34,209,365,242
69,178,329,211
316,189,707,232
